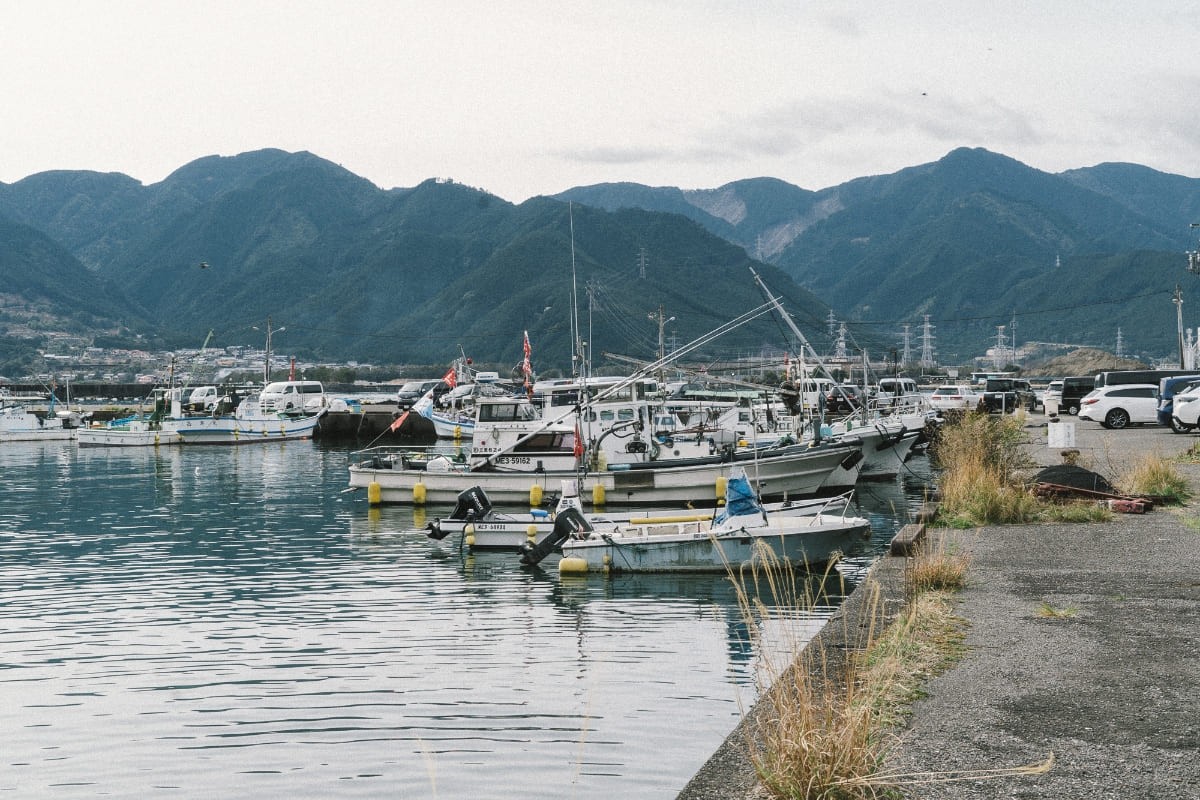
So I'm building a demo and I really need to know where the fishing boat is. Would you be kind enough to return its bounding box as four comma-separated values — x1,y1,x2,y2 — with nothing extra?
0,400,89,443
425,479,856,551
162,387,325,444
78,415,180,447
519,468,871,574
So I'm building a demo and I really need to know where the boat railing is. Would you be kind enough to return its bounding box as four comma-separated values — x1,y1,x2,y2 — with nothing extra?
349,444,466,470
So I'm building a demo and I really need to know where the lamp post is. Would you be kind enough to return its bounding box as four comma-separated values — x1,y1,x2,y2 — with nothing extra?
648,306,675,384
252,317,286,384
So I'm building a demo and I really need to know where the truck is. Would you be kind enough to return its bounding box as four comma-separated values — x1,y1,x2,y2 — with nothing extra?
981,377,1035,413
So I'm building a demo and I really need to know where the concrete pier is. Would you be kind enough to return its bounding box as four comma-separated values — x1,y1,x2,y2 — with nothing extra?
679,414,1200,799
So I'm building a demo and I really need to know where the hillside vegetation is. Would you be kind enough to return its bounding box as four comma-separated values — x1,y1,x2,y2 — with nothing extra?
1,146,1197,372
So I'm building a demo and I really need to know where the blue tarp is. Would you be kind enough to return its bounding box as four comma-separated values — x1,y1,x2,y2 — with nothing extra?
713,468,762,524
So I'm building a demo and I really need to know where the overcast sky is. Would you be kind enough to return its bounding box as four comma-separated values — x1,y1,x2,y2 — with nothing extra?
4,1,1198,202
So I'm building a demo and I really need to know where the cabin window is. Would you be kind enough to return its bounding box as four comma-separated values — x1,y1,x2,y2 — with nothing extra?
478,403,520,422
513,433,572,452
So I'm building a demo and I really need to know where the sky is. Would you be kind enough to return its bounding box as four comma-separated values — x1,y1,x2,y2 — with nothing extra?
3,1,1199,203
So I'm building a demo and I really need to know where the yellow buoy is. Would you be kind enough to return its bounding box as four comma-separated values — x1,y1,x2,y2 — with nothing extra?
592,483,606,506
453,425,462,440
526,524,537,543
715,475,728,504
530,484,543,507
602,553,612,576
368,481,382,505
559,556,589,574
412,481,427,505
464,522,476,549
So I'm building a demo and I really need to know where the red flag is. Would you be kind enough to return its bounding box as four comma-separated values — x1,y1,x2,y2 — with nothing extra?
442,365,457,389
573,421,584,459
388,410,410,432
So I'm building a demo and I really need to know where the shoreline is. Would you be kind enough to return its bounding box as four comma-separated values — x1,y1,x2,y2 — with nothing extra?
679,413,1200,799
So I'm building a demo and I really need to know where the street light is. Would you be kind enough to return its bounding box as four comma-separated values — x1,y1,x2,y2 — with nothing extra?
252,317,286,384
1189,223,1200,275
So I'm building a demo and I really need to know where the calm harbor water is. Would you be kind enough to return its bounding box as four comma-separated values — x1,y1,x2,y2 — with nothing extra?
0,440,933,798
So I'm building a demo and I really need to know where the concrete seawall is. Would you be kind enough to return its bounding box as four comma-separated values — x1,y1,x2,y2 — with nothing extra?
679,413,1200,799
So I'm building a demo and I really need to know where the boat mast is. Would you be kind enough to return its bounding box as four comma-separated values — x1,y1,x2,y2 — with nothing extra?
569,203,581,379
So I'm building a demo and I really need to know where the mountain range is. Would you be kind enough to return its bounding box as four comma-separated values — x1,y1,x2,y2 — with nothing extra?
1,146,1198,376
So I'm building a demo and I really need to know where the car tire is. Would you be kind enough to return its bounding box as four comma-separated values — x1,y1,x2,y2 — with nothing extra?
1171,416,1195,434
1104,408,1130,429
1067,404,1079,415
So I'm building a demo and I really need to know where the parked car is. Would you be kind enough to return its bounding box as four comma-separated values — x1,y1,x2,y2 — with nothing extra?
1168,382,1200,432
928,384,982,411
1059,376,1096,415
823,384,865,414
1043,379,1063,405
1155,374,1200,431
980,377,1033,413
396,378,447,409
1077,384,1158,429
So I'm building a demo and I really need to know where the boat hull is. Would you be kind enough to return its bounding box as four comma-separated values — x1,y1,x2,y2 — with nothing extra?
428,494,853,551
164,414,320,444
561,516,871,574
77,427,181,447
349,443,861,507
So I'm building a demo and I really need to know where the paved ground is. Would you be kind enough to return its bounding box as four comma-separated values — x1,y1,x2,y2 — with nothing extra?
679,413,1200,800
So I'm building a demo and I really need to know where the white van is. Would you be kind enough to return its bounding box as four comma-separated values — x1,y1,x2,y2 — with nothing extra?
259,380,326,413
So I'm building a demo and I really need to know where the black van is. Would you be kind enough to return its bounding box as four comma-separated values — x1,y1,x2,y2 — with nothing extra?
1059,376,1096,415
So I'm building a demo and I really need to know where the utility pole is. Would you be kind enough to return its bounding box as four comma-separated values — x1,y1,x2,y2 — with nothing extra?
1175,284,1185,368
648,306,675,383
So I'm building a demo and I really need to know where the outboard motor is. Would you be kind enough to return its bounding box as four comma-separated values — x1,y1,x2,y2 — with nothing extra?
519,507,593,567
449,486,492,521
427,486,492,541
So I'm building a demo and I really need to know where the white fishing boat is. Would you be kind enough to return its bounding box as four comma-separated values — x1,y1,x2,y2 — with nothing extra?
425,479,856,551
0,402,89,443
162,387,324,444
519,469,871,574
78,416,180,447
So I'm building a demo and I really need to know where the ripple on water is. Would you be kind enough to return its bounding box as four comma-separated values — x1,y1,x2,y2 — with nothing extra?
0,441,932,798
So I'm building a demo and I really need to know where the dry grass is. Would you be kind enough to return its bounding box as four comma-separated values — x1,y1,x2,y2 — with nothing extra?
1035,602,1079,619
905,536,971,596
933,412,1040,527
733,539,971,799
1116,452,1191,504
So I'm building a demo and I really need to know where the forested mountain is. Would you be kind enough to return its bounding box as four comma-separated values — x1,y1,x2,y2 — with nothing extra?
0,153,833,371
1,146,1198,374
557,148,1200,360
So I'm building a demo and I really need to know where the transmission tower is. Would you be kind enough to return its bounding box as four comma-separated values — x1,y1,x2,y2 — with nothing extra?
834,323,848,360
637,247,648,279
919,315,936,368
1115,327,1124,359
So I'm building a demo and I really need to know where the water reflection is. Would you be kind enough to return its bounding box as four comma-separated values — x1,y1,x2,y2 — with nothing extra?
0,440,934,799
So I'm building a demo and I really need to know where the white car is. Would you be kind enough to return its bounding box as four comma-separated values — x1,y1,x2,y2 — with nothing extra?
1077,384,1158,429
1169,382,1200,430
928,384,982,411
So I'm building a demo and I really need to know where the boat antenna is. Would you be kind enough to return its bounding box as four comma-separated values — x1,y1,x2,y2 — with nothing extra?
569,202,581,379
